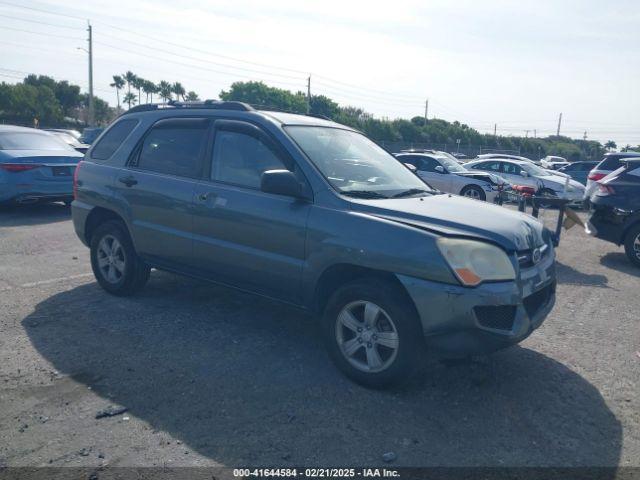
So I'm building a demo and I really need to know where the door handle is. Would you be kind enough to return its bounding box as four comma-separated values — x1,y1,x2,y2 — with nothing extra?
118,176,138,187
198,191,216,201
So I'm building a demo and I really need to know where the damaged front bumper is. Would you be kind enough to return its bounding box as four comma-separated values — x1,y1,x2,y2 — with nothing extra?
397,247,556,358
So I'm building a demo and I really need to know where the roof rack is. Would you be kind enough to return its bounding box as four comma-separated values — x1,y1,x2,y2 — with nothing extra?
121,100,254,115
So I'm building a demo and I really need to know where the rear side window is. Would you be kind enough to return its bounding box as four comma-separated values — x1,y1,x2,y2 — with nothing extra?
472,161,500,172
136,118,209,178
90,119,138,160
501,162,521,175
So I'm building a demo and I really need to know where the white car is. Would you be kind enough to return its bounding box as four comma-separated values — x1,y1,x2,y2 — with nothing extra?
540,156,570,170
465,158,585,205
395,152,508,202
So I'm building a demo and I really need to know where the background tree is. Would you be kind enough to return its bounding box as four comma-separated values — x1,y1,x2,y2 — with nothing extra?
123,71,136,98
185,91,200,101
172,82,186,101
158,81,172,103
604,140,617,151
132,76,145,104
220,81,307,112
143,80,157,103
123,92,137,109
110,75,125,110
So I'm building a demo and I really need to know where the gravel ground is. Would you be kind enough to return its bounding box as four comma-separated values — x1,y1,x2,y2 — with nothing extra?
0,203,638,469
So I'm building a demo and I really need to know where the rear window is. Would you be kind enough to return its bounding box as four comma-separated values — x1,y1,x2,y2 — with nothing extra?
598,154,640,171
0,131,73,151
90,119,138,160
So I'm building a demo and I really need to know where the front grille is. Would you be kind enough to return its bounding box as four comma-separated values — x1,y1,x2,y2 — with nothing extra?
523,284,554,318
518,243,550,269
474,305,517,331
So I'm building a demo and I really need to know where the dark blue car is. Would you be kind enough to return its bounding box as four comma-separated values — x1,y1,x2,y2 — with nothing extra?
0,125,84,206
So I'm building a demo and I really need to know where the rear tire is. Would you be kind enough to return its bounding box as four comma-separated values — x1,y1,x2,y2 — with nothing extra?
322,278,425,389
90,220,150,296
623,224,640,268
460,185,486,201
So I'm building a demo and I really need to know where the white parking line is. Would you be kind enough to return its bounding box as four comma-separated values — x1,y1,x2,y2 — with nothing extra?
1,273,94,291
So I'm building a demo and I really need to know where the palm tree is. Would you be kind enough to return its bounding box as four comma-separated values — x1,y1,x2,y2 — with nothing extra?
158,81,172,103
109,75,125,110
123,71,137,97
123,92,137,109
604,140,617,152
132,76,145,104
185,91,200,101
143,80,157,103
172,82,186,102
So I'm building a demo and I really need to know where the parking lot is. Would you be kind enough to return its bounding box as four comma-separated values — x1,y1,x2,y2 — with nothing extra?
0,203,638,468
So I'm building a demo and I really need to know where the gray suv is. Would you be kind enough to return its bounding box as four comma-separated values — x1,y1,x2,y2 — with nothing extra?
72,101,557,388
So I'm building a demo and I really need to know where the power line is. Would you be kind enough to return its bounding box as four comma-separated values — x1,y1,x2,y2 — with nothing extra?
0,13,79,29
0,0,87,21
0,24,82,40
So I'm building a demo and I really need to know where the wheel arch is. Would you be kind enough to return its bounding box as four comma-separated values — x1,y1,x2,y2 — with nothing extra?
84,207,129,245
312,263,416,316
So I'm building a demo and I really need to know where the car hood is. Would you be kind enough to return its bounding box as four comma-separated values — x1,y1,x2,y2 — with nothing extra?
352,193,546,252
0,149,83,163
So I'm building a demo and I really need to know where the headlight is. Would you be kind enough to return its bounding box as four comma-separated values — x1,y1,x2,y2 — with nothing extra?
436,238,516,286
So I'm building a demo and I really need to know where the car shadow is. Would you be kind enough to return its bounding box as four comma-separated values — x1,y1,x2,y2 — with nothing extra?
0,202,71,227
555,261,609,288
600,252,640,278
22,272,622,467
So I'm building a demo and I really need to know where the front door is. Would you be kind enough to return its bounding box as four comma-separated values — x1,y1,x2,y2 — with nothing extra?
192,120,311,304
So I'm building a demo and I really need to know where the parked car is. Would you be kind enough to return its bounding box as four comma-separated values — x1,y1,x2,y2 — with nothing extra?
395,152,508,202
79,127,104,145
46,129,90,154
45,128,82,140
584,152,640,201
72,101,557,388
476,153,540,164
586,159,640,267
0,125,84,206
465,158,585,206
557,161,598,185
540,156,570,170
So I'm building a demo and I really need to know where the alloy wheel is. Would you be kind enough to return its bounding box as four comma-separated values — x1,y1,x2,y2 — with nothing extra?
634,233,640,260
335,300,399,373
96,234,126,284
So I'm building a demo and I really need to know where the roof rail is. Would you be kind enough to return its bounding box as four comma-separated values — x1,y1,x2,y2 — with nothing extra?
120,100,254,116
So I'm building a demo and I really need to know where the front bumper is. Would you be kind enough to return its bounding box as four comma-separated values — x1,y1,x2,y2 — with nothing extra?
397,249,556,358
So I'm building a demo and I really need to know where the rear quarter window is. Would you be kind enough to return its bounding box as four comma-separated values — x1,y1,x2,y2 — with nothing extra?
90,119,138,161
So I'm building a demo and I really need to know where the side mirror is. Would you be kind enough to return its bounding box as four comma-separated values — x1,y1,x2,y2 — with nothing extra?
520,170,529,177
435,165,446,174
261,169,305,199
404,163,417,172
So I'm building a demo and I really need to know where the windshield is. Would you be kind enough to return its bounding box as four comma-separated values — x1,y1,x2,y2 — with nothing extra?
521,163,550,177
0,131,73,151
285,126,432,198
437,155,467,173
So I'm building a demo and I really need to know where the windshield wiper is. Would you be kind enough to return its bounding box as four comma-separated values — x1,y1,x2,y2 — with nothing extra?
391,188,432,198
341,190,389,199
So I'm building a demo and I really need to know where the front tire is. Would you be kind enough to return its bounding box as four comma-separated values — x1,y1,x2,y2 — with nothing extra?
623,224,640,268
90,220,150,296
322,278,425,388
460,185,486,201
537,188,557,208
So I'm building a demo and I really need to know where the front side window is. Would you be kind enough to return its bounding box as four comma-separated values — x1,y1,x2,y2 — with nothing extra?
0,131,73,151
285,126,430,198
211,130,288,189
472,161,500,172
436,156,466,173
501,162,522,175
136,119,208,178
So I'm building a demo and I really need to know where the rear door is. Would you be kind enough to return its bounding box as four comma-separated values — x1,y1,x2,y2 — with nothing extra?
115,117,210,267
192,119,311,303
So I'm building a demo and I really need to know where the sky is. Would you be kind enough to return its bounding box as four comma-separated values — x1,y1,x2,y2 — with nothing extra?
1,0,639,147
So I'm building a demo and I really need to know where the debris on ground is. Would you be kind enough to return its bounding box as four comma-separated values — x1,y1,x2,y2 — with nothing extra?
95,406,128,419
382,451,397,463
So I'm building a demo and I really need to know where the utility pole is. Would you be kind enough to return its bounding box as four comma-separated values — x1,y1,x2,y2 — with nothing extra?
87,21,94,126
424,99,429,124
583,130,587,141
493,123,497,136
534,129,537,138
556,112,562,137
524,130,530,138
306,76,311,114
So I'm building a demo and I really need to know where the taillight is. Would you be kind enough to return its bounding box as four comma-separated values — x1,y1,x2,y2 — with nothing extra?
0,163,43,172
588,172,607,181
73,161,83,199
596,184,615,196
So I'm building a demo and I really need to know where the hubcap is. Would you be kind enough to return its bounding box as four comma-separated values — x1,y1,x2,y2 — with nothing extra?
464,188,480,199
96,235,125,284
335,301,399,373
634,233,640,260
